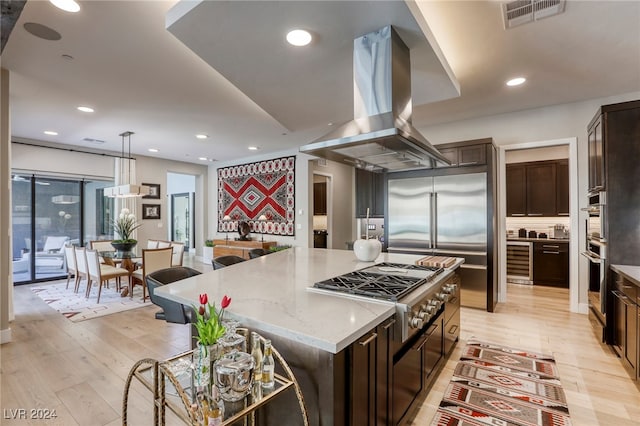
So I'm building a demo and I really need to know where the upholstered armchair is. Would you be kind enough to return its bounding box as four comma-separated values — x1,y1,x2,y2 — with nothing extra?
35,236,69,271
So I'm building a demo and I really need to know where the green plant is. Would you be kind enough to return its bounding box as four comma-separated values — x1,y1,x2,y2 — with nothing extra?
193,294,231,346
204,239,214,247
269,245,292,252
111,208,141,242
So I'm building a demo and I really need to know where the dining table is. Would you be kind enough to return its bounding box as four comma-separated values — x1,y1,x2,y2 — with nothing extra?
100,250,142,297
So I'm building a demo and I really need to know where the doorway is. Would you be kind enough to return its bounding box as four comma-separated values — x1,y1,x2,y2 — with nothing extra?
167,173,196,251
312,174,330,248
498,138,581,313
171,193,194,251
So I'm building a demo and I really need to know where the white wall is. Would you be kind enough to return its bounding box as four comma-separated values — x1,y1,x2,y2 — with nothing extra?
505,145,569,163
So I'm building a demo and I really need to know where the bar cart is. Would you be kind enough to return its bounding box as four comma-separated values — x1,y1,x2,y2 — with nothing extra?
122,334,309,426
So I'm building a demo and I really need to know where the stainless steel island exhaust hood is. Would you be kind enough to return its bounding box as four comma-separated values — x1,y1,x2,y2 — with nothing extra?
300,26,450,172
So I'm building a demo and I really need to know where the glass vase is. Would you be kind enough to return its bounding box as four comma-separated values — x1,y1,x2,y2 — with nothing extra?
192,342,220,390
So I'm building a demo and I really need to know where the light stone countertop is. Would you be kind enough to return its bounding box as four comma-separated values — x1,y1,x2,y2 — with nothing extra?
610,264,640,287
155,247,444,353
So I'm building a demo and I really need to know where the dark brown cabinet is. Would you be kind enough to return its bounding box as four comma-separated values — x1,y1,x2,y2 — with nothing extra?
355,169,384,218
313,182,327,215
588,113,605,193
435,142,486,168
348,316,394,426
556,160,569,216
612,271,638,379
506,165,526,216
533,241,569,287
506,160,567,217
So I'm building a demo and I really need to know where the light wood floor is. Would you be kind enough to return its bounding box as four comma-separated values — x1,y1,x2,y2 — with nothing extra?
2,262,639,425
411,284,640,426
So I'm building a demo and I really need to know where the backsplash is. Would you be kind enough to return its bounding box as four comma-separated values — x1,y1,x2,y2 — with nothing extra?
506,217,570,238
357,218,384,240
313,215,327,230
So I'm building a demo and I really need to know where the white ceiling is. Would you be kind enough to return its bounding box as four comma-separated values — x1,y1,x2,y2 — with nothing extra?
2,1,639,165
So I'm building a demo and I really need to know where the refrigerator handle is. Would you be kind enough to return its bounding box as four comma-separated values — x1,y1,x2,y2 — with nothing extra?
433,192,438,249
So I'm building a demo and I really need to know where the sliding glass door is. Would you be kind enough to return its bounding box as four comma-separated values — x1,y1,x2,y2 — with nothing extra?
11,175,114,284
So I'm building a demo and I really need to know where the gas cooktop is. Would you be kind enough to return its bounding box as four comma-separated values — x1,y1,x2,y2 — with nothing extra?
313,262,443,302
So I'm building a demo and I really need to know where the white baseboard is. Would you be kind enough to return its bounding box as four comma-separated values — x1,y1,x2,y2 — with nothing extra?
0,327,12,344
577,303,589,315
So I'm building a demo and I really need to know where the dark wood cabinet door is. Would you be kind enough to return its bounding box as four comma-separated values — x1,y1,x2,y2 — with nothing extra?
526,162,556,216
349,330,378,426
313,182,327,215
533,242,568,287
506,164,526,216
588,115,605,192
556,160,569,216
458,144,486,166
435,147,458,168
356,169,384,218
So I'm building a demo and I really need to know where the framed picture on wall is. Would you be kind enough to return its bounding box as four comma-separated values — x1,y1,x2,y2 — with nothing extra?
143,183,161,199
142,204,161,220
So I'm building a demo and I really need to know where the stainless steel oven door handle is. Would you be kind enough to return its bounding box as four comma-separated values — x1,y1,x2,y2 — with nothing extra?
581,251,602,264
412,324,438,351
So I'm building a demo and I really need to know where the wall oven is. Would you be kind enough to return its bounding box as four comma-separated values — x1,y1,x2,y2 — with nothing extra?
582,191,607,342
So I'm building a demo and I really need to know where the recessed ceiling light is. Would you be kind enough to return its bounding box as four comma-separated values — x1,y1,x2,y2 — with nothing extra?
148,148,159,153
506,77,526,87
61,54,74,61
77,106,94,113
195,134,209,139
198,157,208,161
286,29,312,47
44,130,58,136
50,0,80,13
248,146,260,151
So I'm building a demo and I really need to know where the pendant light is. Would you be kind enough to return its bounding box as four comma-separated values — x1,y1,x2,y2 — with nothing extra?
104,131,150,198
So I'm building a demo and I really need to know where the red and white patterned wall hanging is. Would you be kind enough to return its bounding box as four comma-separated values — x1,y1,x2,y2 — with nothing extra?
218,156,295,236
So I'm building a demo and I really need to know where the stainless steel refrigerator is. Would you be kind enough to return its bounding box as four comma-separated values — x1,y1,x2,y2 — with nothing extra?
387,173,491,309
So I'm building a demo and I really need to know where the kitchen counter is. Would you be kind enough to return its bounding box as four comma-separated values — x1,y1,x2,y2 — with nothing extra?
155,247,457,353
507,237,569,243
611,264,640,287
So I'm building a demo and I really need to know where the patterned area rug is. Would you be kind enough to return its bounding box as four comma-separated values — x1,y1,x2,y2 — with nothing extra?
431,339,572,426
31,280,152,322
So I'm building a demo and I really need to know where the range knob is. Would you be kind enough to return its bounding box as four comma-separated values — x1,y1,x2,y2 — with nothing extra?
436,292,450,302
420,303,437,315
416,309,433,322
444,283,458,294
409,315,424,329
428,299,443,309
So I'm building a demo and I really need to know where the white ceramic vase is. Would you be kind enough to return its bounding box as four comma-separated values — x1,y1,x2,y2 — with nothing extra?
353,238,382,262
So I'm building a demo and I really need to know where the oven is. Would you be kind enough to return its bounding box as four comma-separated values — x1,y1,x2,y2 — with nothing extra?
582,191,607,342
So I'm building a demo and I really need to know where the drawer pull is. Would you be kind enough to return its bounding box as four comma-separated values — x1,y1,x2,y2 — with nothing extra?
382,319,396,330
542,245,560,248
358,333,377,347
448,325,458,334
543,251,560,255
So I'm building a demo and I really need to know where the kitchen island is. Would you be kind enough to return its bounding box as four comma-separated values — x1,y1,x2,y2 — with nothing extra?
155,247,461,425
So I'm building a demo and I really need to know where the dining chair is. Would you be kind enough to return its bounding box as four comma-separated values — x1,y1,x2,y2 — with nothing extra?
147,239,159,249
90,240,115,264
146,266,201,321
157,240,172,249
64,245,78,290
85,249,130,304
74,247,89,293
248,248,269,259
131,247,173,302
212,255,246,270
170,241,185,266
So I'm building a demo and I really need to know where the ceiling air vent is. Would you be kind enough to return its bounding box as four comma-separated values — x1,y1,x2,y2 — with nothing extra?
502,0,565,29
82,137,105,145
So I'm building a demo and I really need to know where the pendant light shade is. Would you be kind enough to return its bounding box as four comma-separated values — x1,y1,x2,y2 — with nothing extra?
104,131,150,198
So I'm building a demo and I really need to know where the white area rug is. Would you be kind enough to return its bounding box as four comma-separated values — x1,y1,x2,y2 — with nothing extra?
31,280,151,322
